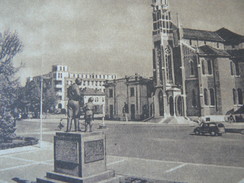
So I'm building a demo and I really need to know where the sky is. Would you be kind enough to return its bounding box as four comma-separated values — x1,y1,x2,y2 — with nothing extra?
0,0,243,85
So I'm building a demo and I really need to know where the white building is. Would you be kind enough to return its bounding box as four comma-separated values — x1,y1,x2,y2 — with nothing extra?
27,65,117,110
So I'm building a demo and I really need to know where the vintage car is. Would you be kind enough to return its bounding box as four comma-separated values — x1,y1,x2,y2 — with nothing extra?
225,105,244,123
194,122,225,136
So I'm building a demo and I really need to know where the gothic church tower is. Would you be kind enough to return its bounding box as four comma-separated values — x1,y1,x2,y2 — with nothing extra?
151,0,182,118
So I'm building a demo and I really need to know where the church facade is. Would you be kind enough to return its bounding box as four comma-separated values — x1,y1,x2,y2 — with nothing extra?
151,0,244,121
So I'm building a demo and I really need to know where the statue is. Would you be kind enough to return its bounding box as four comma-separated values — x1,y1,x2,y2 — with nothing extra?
66,78,83,132
83,97,95,132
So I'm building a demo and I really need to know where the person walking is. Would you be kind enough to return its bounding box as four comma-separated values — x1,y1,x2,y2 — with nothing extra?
122,102,129,122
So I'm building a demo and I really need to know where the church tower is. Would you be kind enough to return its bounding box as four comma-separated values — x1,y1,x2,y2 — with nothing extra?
152,0,174,88
151,0,182,118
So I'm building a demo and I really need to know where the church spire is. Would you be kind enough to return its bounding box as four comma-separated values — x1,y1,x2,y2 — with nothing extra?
152,0,172,36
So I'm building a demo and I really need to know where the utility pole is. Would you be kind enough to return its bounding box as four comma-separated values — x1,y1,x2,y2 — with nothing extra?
39,76,43,148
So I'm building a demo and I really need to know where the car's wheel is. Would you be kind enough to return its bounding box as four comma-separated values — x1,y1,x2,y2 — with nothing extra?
195,130,200,135
241,130,244,135
228,116,235,123
210,131,216,136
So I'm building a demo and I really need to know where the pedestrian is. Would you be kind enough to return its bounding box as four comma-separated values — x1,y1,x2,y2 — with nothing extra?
66,78,83,132
122,102,129,122
83,97,95,132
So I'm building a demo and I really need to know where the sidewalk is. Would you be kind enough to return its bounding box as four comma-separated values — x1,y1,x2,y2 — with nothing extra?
20,116,244,127
0,141,243,183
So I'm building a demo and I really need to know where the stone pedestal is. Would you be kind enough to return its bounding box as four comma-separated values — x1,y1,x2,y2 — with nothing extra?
37,132,119,183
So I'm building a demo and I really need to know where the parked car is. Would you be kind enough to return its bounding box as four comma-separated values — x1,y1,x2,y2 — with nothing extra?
225,105,244,123
194,122,225,136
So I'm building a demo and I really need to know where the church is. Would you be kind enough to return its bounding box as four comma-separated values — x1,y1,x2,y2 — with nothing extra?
104,0,244,122
151,0,244,121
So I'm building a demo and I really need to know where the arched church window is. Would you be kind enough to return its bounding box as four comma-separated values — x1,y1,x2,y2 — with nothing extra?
230,62,234,76
165,46,173,83
204,89,208,105
190,60,194,76
207,59,212,75
237,88,243,104
233,89,237,105
210,88,215,105
192,89,197,107
202,59,205,75
235,62,240,76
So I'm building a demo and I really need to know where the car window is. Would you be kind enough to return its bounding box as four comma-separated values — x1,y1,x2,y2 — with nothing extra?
218,124,224,127
203,123,209,127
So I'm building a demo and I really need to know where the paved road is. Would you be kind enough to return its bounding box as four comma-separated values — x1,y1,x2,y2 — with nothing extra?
16,119,244,167
10,119,244,183
105,123,244,167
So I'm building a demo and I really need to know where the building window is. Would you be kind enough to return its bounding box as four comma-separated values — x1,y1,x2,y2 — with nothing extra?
109,89,113,98
217,42,219,48
204,89,209,105
207,60,212,75
202,59,205,75
189,39,192,45
237,88,243,104
192,89,197,107
209,88,215,105
130,87,135,97
153,13,156,21
233,89,237,105
190,60,194,76
153,23,157,30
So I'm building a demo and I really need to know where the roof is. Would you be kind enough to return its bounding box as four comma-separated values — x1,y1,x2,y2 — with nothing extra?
233,105,244,114
198,45,230,57
105,74,152,85
227,49,244,61
216,28,244,45
182,28,224,42
80,88,104,95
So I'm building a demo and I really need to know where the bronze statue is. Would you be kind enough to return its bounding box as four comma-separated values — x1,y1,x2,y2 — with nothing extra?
83,97,95,132
66,78,82,132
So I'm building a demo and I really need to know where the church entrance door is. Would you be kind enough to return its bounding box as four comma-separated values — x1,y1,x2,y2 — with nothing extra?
159,91,164,116
169,96,174,116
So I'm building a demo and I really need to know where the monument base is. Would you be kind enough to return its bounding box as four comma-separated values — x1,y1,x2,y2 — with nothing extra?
36,169,120,183
36,131,119,183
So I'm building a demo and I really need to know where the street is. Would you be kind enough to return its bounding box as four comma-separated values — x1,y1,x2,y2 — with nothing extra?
2,118,242,183
16,119,244,167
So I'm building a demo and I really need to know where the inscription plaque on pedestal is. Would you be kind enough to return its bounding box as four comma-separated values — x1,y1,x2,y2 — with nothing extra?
84,139,104,163
55,139,79,163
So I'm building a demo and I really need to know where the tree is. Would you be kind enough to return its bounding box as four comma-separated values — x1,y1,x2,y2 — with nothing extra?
0,30,23,142
23,78,58,117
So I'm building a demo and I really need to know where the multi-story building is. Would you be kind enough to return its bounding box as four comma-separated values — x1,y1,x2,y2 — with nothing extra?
80,87,105,115
104,74,154,121
27,65,117,110
151,0,244,121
